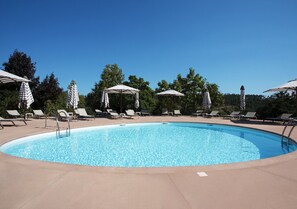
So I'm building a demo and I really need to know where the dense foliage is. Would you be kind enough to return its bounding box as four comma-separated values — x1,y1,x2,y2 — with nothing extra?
1,50,296,118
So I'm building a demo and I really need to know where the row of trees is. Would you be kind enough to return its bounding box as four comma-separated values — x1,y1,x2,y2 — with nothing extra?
0,50,296,118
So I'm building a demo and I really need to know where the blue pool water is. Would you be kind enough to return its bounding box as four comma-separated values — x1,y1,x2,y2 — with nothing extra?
1,123,296,167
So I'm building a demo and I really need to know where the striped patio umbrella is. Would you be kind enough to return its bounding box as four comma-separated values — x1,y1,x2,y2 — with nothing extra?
240,85,246,110
202,90,211,110
67,80,79,109
18,80,34,109
0,70,30,84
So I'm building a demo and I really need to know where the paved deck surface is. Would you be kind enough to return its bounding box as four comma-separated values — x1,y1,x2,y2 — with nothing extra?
1,116,297,209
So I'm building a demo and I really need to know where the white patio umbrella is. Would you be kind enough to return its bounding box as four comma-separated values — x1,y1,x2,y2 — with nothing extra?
264,79,297,93
101,90,110,108
264,79,297,110
240,85,246,110
202,90,211,110
67,80,79,109
156,89,184,111
156,89,185,97
18,80,34,109
105,84,140,112
0,70,31,84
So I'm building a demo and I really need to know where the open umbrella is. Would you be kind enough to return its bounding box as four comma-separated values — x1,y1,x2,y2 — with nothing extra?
203,90,211,110
156,89,185,97
18,80,34,109
156,89,184,111
67,80,79,109
0,70,31,84
264,79,297,111
240,85,246,110
105,84,140,113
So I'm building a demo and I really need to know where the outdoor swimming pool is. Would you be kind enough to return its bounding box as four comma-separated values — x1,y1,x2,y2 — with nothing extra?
1,122,296,167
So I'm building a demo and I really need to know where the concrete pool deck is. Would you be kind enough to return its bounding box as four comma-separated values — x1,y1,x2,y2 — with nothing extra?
1,116,297,209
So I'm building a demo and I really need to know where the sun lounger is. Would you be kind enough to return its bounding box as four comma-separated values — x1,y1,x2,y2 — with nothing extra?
57,109,74,121
33,110,47,119
6,110,23,119
240,112,257,120
161,108,169,116
173,110,182,116
76,108,95,119
263,113,293,124
205,111,220,118
95,109,104,117
109,112,120,119
0,116,27,128
140,109,151,116
223,111,240,119
125,109,139,119
192,110,203,117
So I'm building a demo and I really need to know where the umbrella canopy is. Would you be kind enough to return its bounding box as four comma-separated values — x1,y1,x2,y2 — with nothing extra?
105,84,140,112
264,79,297,93
18,81,34,109
156,89,185,96
101,90,110,108
67,80,79,109
105,84,140,94
240,85,246,110
203,90,211,110
0,70,31,84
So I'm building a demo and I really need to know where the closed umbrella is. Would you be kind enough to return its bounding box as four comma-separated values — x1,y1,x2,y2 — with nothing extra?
240,85,246,110
101,91,110,108
135,92,139,109
18,80,34,109
203,90,211,110
67,80,79,109
105,84,140,113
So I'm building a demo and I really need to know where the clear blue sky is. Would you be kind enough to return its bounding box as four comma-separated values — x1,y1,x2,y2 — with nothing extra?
0,0,296,95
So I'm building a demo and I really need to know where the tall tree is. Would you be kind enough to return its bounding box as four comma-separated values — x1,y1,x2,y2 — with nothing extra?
33,73,63,110
2,50,40,91
86,64,124,111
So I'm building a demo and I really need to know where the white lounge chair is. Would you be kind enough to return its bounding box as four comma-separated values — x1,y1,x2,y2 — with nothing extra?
125,109,138,119
0,116,27,128
6,110,23,119
240,112,257,120
173,110,182,116
76,108,95,119
161,108,169,116
192,110,203,117
205,111,220,118
33,110,46,119
263,113,292,124
95,109,104,117
140,109,151,116
223,111,240,119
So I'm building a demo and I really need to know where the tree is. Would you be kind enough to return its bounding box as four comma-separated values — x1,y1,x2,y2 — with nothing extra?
33,73,63,110
86,64,124,111
155,68,224,114
0,50,40,116
2,50,40,91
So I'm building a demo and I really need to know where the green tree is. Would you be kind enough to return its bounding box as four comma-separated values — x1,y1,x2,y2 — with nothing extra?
86,64,124,111
2,50,40,91
33,73,63,111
